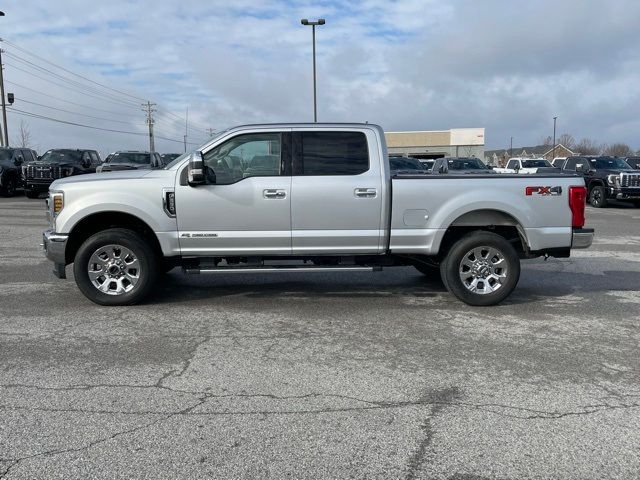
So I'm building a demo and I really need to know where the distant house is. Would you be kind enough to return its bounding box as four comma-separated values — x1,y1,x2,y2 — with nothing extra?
484,144,576,166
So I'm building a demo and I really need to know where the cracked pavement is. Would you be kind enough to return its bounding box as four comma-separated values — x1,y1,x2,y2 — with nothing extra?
1,197,639,479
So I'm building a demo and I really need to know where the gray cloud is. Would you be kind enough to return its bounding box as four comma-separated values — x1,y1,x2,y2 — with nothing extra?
2,0,639,155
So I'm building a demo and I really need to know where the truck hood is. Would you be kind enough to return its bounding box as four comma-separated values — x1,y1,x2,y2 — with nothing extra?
51,169,153,189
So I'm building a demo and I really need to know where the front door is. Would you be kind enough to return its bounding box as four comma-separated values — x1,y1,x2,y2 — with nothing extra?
175,130,292,256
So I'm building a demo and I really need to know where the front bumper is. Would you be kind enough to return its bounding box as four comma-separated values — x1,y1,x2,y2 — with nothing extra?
26,180,56,191
571,228,594,249
42,229,68,278
610,187,640,200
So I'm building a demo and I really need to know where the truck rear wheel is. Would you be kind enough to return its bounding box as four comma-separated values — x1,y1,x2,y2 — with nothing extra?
73,228,158,306
440,231,520,306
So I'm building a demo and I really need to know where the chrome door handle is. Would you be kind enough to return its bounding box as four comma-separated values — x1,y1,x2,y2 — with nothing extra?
354,188,377,198
263,189,287,199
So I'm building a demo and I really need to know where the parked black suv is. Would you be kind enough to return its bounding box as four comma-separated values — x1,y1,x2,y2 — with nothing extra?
96,151,164,172
23,149,101,198
562,156,640,207
0,147,38,197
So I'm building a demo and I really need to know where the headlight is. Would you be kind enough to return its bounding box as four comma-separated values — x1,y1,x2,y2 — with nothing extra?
51,192,64,216
606,174,620,187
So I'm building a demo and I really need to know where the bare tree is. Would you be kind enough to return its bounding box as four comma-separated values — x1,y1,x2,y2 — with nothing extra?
539,135,552,146
12,121,33,148
603,142,633,157
557,133,575,149
575,138,601,155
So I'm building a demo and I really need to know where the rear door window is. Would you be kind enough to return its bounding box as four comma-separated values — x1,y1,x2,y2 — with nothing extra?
294,131,369,176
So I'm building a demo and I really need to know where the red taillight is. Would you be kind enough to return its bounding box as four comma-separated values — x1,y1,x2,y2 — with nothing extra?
569,186,587,228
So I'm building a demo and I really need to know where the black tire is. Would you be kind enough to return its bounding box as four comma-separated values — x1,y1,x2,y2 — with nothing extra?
73,228,158,306
0,176,16,197
25,190,40,199
440,231,520,306
589,185,607,208
632,200,640,208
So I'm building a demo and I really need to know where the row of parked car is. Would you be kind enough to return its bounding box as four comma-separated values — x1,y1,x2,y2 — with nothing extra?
390,154,640,208
0,147,182,198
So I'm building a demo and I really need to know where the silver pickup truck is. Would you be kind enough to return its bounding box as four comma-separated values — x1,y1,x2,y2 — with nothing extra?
43,123,593,306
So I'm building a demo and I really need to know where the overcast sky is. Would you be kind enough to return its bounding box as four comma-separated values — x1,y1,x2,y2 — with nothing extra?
3,0,639,155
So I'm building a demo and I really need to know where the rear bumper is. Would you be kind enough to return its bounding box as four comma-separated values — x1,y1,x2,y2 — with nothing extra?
42,229,68,278
571,228,594,249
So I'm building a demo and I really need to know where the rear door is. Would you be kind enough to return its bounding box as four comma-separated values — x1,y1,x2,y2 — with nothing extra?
290,128,383,254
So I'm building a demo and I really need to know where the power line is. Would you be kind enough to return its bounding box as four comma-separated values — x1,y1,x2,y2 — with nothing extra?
2,38,148,102
8,107,202,145
4,61,143,109
5,80,139,116
4,51,142,107
2,38,211,143
14,97,135,125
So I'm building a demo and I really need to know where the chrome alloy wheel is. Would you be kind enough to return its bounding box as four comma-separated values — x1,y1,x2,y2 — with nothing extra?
458,246,508,295
87,244,140,295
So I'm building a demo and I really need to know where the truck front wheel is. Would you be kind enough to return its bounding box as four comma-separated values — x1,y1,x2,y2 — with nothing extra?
73,228,158,306
440,232,520,306
589,185,607,208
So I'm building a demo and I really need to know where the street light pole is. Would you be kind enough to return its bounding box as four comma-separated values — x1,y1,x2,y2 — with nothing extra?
0,14,8,146
552,116,557,159
301,18,325,123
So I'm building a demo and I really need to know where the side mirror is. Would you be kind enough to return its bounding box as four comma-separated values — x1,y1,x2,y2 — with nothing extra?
14,156,23,166
438,162,448,174
514,164,520,172
187,151,206,185
576,164,586,173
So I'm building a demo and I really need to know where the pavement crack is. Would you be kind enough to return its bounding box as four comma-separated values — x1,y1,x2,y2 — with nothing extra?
405,387,460,480
0,394,208,478
154,335,211,389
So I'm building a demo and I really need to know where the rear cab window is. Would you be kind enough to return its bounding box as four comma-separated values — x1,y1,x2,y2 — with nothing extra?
293,131,369,175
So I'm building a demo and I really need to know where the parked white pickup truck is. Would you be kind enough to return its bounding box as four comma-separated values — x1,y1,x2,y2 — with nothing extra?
495,158,558,174
43,123,593,307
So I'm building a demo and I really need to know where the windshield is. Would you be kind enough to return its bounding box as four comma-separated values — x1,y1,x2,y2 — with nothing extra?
109,152,151,165
448,158,489,170
522,159,552,168
39,150,84,164
589,157,632,170
390,157,425,171
165,128,231,169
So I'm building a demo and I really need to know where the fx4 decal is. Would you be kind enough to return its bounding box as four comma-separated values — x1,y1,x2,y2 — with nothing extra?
525,186,563,196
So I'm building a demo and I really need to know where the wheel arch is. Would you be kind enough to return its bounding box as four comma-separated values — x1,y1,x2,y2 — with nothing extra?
437,209,528,258
65,211,163,265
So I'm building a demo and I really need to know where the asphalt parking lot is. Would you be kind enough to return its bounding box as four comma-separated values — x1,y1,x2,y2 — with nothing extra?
1,196,639,479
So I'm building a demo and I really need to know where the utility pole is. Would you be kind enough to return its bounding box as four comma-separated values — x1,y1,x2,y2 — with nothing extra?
0,44,9,146
552,116,557,159
183,107,188,153
208,127,215,137
142,101,156,152
301,19,325,122
510,136,513,157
